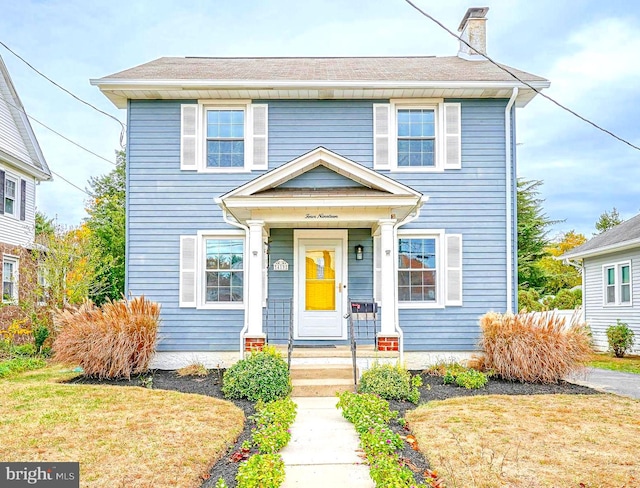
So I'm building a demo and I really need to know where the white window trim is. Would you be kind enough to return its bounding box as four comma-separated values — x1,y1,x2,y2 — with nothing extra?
196,230,246,310
3,173,19,218
197,100,252,174
2,254,19,303
602,260,633,307
390,99,445,173
397,229,445,309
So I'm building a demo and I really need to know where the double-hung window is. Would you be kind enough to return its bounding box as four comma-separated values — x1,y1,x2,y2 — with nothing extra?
373,101,461,171
206,109,245,168
393,231,462,308
4,175,17,217
180,102,268,172
204,238,244,303
179,233,246,308
2,256,18,302
398,236,438,302
397,109,436,167
604,262,632,305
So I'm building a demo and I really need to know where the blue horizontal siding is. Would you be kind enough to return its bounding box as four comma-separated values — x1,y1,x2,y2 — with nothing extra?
126,97,512,352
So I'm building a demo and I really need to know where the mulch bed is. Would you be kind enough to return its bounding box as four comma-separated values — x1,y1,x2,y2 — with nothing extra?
71,370,598,488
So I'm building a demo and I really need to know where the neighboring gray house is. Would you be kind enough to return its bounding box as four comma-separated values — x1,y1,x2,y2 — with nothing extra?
91,8,549,368
562,214,640,354
0,55,51,304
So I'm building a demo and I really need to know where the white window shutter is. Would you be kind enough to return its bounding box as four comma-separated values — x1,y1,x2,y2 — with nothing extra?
180,104,198,170
251,104,268,170
373,235,382,302
179,236,197,307
443,103,461,169
445,234,463,306
373,104,390,169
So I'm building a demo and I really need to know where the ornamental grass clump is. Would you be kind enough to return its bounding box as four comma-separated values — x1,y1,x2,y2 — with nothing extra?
53,296,160,379
479,310,592,383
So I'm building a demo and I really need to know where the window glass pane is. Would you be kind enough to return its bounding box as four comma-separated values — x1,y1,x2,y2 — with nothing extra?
607,267,615,285
205,239,243,303
4,198,14,215
606,285,615,303
5,180,16,198
398,238,437,302
621,284,631,303
621,265,630,284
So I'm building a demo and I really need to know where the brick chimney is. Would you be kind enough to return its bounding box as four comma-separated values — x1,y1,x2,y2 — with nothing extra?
457,7,489,60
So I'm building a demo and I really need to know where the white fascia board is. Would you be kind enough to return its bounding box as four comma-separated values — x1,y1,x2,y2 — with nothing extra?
560,239,640,260
0,149,52,181
223,195,420,209
90,78,550,90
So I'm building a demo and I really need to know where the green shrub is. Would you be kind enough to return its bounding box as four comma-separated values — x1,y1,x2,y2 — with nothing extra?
336,392,397,434
369,453,420,487
518,289,543,312
0,357,47,378
360,424,403,457
455,369,488,389
236,454,285,488
222,346,291,402
357,362,422,404
606,320,635,358
548,288,582,309
12,343,36,357
251,397,296,454
33,323,50,353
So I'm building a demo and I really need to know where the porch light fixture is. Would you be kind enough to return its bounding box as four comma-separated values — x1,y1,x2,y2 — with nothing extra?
355,244,364,261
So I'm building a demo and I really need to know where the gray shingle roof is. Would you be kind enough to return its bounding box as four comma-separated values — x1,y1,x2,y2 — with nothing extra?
562,213,640,259
98,56,547,83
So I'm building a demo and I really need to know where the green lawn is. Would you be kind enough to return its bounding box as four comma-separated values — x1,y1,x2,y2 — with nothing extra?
588,353,640,375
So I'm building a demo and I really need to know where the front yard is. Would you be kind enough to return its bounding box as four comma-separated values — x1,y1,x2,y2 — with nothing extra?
0,366,244,488
406,393,640,487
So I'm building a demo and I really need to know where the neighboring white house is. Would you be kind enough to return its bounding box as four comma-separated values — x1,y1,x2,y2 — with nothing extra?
0,54,51,304
561,214,640,353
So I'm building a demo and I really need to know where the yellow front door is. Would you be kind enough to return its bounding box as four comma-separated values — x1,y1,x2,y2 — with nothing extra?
296,233,345,339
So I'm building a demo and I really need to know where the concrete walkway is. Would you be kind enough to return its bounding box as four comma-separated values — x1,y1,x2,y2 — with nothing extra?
567,367,640,399
280,397,374,488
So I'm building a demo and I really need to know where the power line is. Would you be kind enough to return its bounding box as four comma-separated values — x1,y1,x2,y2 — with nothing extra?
0,40,126,147
50,170,91,196
403,0,640,152
0,92,116,166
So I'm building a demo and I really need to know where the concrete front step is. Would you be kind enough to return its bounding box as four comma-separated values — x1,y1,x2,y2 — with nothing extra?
291,378,355,397
279,345,399,359
290,364,354,380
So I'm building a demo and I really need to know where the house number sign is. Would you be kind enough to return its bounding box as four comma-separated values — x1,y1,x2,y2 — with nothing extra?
273,259,289,271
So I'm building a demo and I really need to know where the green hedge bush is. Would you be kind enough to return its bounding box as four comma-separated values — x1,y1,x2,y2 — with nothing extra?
607,320,635,358
222,345,291,402
357,362,422,404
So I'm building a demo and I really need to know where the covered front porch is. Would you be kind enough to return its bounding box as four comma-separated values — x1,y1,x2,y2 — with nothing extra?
216,147,425,358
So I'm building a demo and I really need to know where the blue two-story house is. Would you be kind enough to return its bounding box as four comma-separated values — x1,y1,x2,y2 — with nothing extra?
92,8,549,369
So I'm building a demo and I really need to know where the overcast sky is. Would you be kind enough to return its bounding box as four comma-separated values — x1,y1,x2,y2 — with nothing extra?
1,0,638,238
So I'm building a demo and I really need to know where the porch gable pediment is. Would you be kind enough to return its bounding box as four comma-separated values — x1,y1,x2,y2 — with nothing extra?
217,147,425,228
220,147,421,199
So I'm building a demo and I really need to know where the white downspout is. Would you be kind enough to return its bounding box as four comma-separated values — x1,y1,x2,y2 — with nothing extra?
393,196,427,364
216,198,251,358
505,87,518,313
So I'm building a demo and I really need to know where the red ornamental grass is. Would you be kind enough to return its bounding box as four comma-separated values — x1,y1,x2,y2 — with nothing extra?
479,310,592,384
53,296,160,379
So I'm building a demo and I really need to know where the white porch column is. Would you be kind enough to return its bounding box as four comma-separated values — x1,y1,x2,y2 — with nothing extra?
246,220,265,337
378,218,397,335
